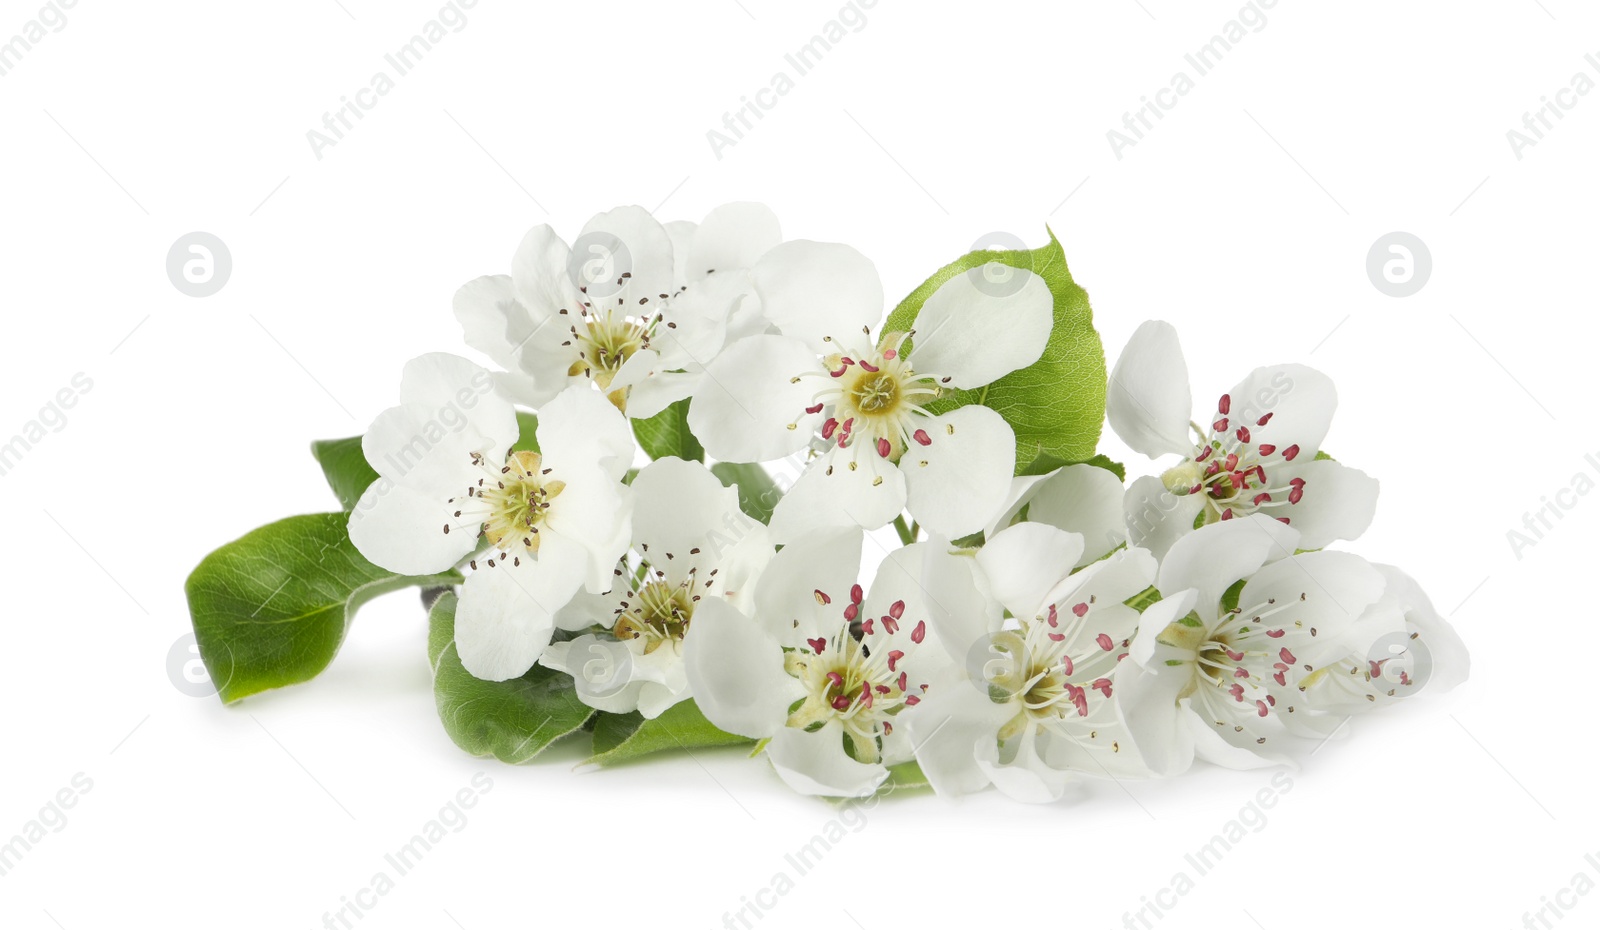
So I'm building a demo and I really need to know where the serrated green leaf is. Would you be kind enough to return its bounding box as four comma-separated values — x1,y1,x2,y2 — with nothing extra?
631,398,704,462
310,436,379,510
590,710,645,757
185,512,459,703
428,593,593,764
884,229,1106,474
585,699,752,766
1017,451,1127,481
710,461,781,525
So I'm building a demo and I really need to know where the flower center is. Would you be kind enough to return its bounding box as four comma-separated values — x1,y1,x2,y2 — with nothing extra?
781,588,927,765
1158,592,1310,726
613,580,695,654
846,369,901,414
797,331,945,460
980,602,1121,742
567,311,651,409
475,450,564,555
1159,392,1308,525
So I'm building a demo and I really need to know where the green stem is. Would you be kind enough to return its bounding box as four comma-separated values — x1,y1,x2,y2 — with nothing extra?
892,515,917,546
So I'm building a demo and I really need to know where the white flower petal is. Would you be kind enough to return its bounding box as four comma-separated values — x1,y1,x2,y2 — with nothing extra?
907,268,1052,388
1113,598,1203,781
1184,708,1285,771
1158,516,1301,620
753,527,862,642
905,676,1011,796
608,349,699,420
1025,464,1128,567
664,219,696,286
1374,564,1469,694
576,205,676,307
635,657,691,719
452,274,523,373
541,469,631,596
680,597,799,739
455,542,587,681
360,404,487,489
537,384,636,484
901,406,1016,539
982,473,1050,537
348,482,475,576
1273,459,1379,549
919,544,1000,667
552,591,618,632
977,727,1075,804
976,522,1083,621
751,240,884,349
621,370,697,422
1045,548,1159,625
538,636,645,715
1125,588,1198,669
688,334,821,463
768,443,907,544
1123,475,1207,562
1039,723,1152,780
631,456,759,585
685,202,782,280
1239,550,1386,667
655,270,746,370
509,224,583,318
766,722,887,798
396,352,520,455
1107,320,1193,458
1221,363,1336,457
491,370,558,410
860,541,936,659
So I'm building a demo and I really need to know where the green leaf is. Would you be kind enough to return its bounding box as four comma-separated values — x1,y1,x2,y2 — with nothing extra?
631,398,704,462
882,760,932,793
185,512,459,703
884,229,1107,474
428,593,593,763
585,699,752,766
310,436,379,510
515,412,540,452
1219,578,1248,615
710,461,782,525
1017,451,1126,481
590,710,645,757
1125,585,1163,613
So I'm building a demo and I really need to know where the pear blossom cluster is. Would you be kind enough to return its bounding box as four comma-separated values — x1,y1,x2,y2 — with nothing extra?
346,204,1467,801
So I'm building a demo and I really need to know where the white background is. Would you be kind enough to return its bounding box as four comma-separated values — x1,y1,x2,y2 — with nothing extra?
1,1,1593,928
